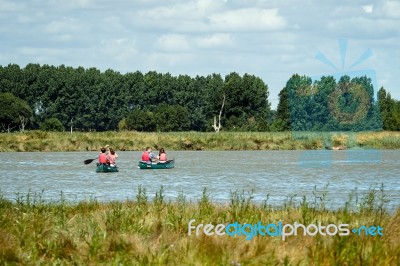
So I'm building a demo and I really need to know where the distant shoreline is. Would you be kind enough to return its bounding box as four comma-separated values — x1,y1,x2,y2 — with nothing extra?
1,131,400,152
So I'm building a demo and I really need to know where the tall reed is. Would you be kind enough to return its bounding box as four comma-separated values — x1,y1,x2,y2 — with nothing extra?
1,130,400,151
0,186,398,265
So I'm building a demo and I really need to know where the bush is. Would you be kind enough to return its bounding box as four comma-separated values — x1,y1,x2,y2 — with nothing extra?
118,118,128,131
154,104,190,132
40,118,64,132
126,109,156,131
0,93,32,132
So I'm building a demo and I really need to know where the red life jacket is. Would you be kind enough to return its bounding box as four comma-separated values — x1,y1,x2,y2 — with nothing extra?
99,153,108,164
141,151,150,161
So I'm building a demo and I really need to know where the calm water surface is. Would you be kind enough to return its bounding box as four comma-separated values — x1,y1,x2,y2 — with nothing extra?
0,150,399,210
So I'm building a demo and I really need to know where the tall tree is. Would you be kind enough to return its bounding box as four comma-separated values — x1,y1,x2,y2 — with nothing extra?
271,87,290,131
285,74,313,131
0,93,32,132
378,87,400,130
154,104,190,132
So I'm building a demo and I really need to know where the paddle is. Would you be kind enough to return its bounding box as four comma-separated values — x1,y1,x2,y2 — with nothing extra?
84,158,96,165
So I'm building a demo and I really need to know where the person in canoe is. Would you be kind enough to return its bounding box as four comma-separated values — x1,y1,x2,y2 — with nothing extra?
141,147,157,162
98,147,109,165
108,148,118,167
106,145,118,159
105,144,109,153
159,148,167,162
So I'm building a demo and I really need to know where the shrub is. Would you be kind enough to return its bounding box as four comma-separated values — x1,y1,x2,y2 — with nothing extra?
40,118,64,132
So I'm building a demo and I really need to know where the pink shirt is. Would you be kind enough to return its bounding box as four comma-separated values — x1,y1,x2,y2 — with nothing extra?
108,154,117,164
159,153,167,161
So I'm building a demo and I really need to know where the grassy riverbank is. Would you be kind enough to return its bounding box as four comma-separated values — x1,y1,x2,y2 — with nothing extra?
0,187,399,265
1,131,400,152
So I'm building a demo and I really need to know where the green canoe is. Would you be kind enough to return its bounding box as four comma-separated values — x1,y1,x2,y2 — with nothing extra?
138,160,175,169
96,163,119,173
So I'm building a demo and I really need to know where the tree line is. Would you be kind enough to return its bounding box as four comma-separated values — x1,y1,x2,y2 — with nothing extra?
272,74,400,131
0,63,399,133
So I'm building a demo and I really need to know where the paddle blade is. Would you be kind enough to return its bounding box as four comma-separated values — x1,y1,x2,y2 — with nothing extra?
84,158,96,165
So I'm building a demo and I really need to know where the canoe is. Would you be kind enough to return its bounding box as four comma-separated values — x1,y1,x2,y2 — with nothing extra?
138,160,175,169
96,163,118,173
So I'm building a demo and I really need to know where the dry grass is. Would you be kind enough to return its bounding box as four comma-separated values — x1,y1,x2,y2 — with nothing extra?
0,187,399,265
332,133,349,147
1,131,400,152
357,131,400,149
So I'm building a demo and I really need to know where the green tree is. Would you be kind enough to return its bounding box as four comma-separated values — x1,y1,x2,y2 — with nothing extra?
40,117,64,131
218,72,270,131
271,87,291,131
378,87,400,130
285,74,380,132
204,73,225,131
126,108,156,131
154,104,190,131
285,74,313,131
173,75,208,131
0,93,32,132
333,75,381,131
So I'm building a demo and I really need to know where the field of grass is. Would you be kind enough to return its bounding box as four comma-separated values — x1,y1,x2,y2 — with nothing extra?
1,130,400,152
0,187,398,265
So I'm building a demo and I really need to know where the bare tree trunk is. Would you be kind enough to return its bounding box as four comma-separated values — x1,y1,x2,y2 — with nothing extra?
7,123,16,133
212,94,225,132
19,115,28,132
70,118,73,134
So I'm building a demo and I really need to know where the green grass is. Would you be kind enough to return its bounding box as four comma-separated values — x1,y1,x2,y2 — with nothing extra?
1,130,400,152
0,187,399,265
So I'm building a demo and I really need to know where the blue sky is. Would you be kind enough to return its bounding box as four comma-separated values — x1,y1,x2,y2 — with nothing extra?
1,0,399,108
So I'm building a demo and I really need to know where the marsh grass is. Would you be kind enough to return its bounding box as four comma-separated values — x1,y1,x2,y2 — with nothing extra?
0,186,399,265
357,131,400,149
1,130,400,152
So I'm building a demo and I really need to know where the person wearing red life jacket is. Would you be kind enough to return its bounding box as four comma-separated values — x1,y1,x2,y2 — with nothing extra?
141,147,157,162
98,147,108,164
159,148,167,162
141,147,151,162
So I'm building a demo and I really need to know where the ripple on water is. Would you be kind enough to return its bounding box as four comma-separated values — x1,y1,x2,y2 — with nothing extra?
0,150,399,211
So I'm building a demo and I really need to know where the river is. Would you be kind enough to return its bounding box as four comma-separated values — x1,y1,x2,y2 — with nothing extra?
0,150,399,211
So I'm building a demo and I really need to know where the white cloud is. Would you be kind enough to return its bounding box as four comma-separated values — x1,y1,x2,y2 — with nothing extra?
362,4,373,13
0,0,24,13
146,52,196,69
102,16,124,31
208,8,286,32
196,34,232,47
327,16,399,38
44,18,86,34
382,0,400,18
45,0,94,10
99,39,138,62
156,34,191,52
139,0,221,20
137,2,285,33
18,47,66,57
14,47,68,65
52,34,74,42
